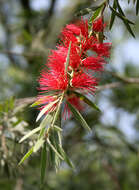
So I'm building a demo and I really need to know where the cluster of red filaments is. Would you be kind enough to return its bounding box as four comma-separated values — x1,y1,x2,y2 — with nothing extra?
37,17,111,116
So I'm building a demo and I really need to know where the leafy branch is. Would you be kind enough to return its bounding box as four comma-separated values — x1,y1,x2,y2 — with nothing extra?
76,0,138,37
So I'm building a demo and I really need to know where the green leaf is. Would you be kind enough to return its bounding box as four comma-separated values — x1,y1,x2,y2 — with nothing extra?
47,138,64,160
109,6,134,25
136,0,139,15
49,146,55,166
115,0,125,16
65,41,71,73
109,0,117,29
75,5,102,16
92,5,103,20
40,114,53,129
89,5,103,27
31,100,41,107
34,138,45,153
39,127,46,139
18,147,33,165
19,126,41,143
67,101,91,132
54,125,63,132
58,145,74,169
36,99,59,122
109,6,135,38
51,93,64,128
72,91,101,112
123,21,135,38
38,114,53,139
41,142,47,184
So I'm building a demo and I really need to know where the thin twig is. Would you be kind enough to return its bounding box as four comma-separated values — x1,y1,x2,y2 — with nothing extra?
0,50,50,58
97,82,122,91
106,71,139,84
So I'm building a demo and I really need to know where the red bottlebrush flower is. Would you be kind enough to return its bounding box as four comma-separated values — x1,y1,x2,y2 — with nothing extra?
49,44,81,70
82,56,106,71
92,18,105,32
48,46,68,73
39,71,68,91
64,24,81,36
61,19,89,49
92,43,112,58
80,35,97,54
71,72,98,94
36,17,111,119
61,27,78,47
77,18,88,38
39,45,69,93
69,43,81,69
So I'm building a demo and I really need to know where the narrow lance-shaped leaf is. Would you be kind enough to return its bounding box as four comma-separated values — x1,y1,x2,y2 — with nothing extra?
51,93,64,128
54,125,63,132
75,5,102,16
39,127,46,140
31,100,41,107
89,5,103,27
124,21,135,38
36,99,59,122
34,138,45,153
38,114,53,139
92,5,103,20
109,6,135,38
109,6,134,25
41,142,47,184
18,147,34,165
115,0,125,16
109,0,117,29
47,138,64,160
40,114,53,129
136,0,139,15
57,144,74,169
116,0,135,38
19,126,41,143
67,101,91,132
72,91,101,112
57,131,62,147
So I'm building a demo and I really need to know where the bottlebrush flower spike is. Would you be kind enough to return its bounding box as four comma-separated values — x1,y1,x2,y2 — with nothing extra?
82,56,106,71
36,17,111,116
92,17,106,32
39,71,68,91
71,72,98,94
92,43,112,58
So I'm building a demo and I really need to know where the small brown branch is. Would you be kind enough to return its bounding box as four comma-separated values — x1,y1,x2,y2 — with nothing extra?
97,82,122,91
0,50,50,58
106,71,139,84
113,75,139,84
15,97,36,107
